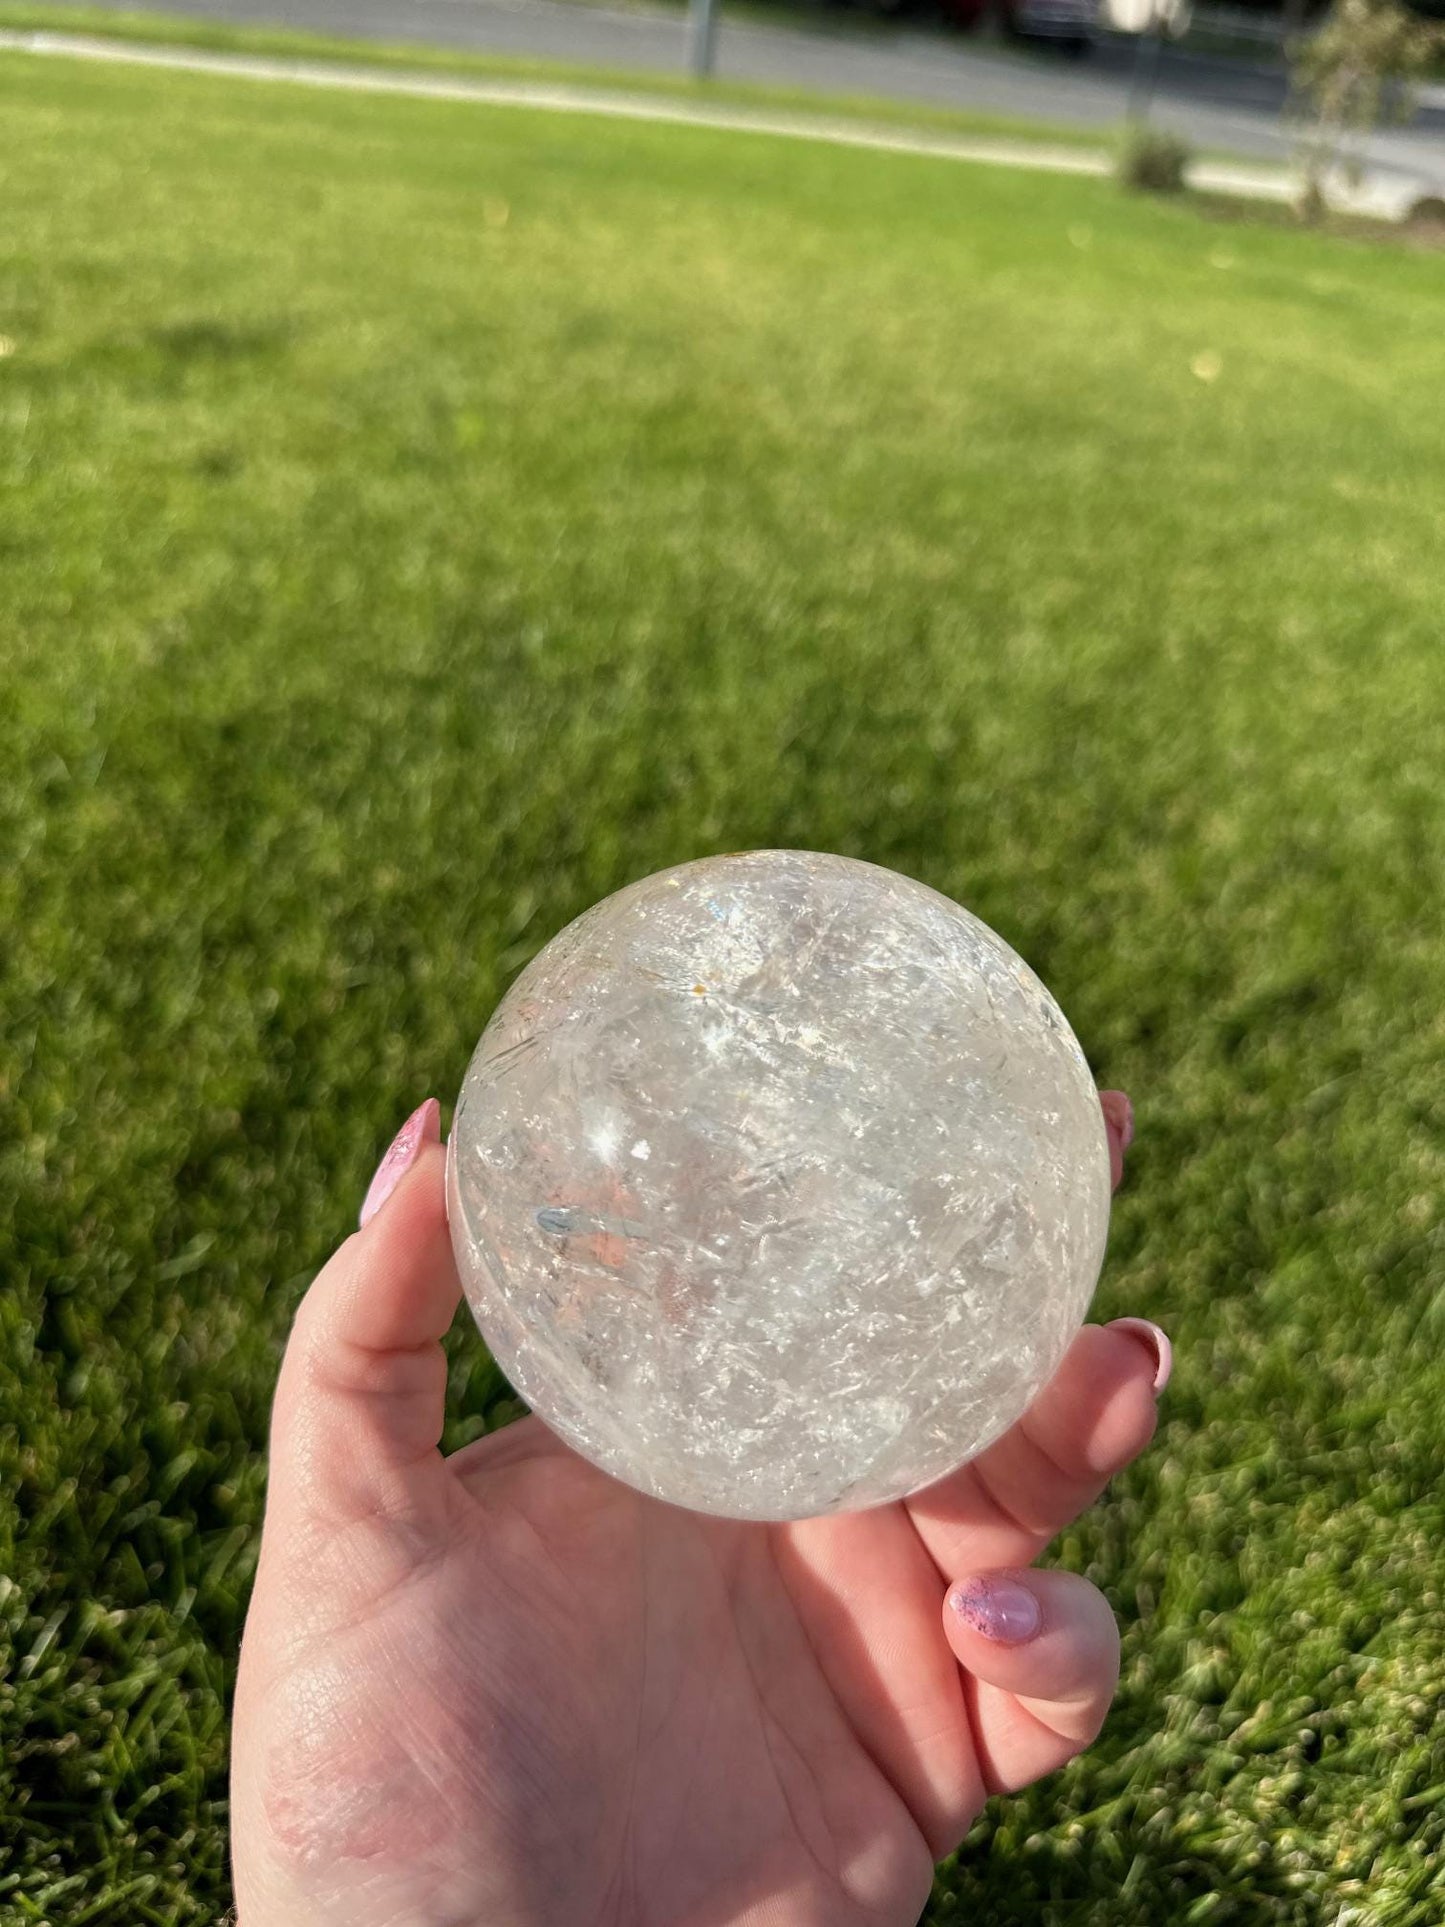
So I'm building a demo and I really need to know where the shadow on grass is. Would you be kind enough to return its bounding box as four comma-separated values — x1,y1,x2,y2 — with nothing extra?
147,315,300,361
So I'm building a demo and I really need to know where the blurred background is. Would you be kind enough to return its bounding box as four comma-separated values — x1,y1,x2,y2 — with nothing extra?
1,0,1443,1920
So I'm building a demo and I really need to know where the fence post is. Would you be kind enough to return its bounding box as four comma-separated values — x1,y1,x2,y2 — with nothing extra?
689,0,719,77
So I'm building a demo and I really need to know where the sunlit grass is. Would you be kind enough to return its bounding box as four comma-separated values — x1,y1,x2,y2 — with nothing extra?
2,45,1443,1924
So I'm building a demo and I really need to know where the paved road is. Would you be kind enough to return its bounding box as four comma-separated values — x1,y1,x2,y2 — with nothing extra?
69,0,1445,194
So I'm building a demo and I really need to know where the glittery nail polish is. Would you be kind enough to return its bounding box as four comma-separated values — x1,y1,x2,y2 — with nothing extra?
948,1575,1043,1644
360,1099,441,1228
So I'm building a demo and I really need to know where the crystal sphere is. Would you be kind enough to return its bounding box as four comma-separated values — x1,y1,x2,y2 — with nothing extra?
447,850,1110,1521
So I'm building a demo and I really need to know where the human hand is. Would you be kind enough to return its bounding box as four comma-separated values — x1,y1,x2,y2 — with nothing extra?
231,1088,1165,1927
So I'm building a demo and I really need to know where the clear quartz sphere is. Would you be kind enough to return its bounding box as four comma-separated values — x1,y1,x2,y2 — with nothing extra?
448,850,1111,1522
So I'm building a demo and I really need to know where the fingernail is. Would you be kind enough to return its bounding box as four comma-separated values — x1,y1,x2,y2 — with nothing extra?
360,1099,441,1228
1108,1317,1173,1395
1100,1089,1134,1153
948,1574,1042,1644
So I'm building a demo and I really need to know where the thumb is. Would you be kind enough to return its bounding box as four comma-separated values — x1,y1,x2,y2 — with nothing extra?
267,1099,463,1526
943,1567,1121,1796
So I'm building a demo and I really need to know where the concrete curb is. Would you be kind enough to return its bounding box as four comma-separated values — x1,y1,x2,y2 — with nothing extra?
0,27,1427,221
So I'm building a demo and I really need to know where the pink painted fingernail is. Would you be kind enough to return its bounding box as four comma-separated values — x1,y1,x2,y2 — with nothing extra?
360,1099,441,1228
1100,1089,1134,1153
1108,1318,1173,1395
948,1574,1042,1644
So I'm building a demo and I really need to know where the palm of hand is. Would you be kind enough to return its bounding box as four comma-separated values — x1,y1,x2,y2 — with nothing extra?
234,1113,1156,1927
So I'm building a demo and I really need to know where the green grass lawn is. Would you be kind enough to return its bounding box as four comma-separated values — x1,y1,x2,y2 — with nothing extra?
2,43,1444,1927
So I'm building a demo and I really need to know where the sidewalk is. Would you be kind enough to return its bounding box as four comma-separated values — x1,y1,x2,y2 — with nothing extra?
0,26,1430,221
